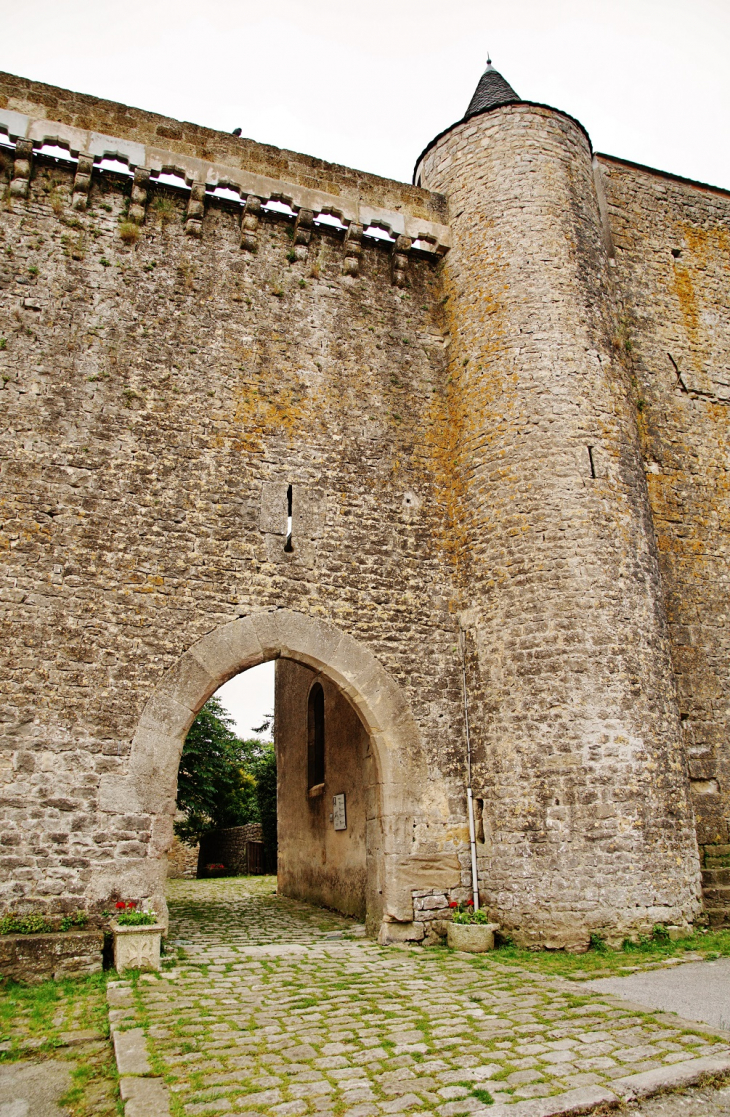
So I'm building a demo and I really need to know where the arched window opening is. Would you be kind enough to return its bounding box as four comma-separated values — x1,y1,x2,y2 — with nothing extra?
308,681,325,788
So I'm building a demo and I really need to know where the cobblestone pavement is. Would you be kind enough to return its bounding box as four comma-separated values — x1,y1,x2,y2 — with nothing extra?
128,878,730,1116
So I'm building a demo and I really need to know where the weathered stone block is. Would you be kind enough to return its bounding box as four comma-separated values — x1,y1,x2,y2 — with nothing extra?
0,930,102,983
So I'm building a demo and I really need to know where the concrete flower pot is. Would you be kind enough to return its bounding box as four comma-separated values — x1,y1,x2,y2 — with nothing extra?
447,921,500,953
111,921,165,972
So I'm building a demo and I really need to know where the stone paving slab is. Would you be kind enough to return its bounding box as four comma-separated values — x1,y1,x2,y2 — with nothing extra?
0,1058,71,1116
119,1075,172,1117
122,878,730,1117
113,1027,152,1076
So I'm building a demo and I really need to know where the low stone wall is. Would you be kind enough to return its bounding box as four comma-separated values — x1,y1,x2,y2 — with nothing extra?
167,836,199,879
0,930,103,984
197,824,264,877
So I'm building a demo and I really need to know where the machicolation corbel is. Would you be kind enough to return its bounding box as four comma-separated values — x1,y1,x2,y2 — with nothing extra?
240,194,261,252
343,223,363,276
185,181,206,237
391,234,411,287
293,208,313,260
71,154,94,211
129,167,151,224
10,139,33,198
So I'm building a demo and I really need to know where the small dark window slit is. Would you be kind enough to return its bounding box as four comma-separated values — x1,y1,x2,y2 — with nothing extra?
587,446,596,479
284,484,293,552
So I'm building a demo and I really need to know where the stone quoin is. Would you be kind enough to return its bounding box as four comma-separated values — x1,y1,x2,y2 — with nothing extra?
0,59,728,951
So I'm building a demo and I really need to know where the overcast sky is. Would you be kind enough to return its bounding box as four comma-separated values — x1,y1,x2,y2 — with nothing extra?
2,0,729,190
3,0,727,735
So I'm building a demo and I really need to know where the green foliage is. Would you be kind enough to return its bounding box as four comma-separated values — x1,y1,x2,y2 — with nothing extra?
59,911,87,932
623,923,671,952
471,1087,494,1105
0,913,53,935
115,909,157,926
0,910,88,935
255,743,277,871
486,925,730,980
175,697,275,847
452,908,491,925
588,932,607,953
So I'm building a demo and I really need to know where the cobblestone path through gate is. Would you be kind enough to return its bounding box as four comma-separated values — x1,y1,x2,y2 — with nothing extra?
130,878,730,1115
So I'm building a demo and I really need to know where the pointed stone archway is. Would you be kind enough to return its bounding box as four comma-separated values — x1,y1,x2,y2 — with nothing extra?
121,609,433,939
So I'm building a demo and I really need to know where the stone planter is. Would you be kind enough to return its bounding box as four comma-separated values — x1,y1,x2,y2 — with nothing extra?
111,921,165,972
447,921,500,953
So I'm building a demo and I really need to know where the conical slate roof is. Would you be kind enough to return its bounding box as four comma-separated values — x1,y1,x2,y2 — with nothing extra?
464,61,520,118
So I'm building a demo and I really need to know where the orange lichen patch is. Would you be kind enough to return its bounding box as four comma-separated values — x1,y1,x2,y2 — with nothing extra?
230,378,313,454
671,223,730,374
672,263,702,371
418,230,512,589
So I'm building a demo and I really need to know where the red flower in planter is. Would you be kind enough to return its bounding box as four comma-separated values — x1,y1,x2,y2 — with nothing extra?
127,901,137,908
115,901,126,909
449,901,458,909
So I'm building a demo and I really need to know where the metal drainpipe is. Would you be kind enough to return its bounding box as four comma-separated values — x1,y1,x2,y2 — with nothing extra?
459,628,480,911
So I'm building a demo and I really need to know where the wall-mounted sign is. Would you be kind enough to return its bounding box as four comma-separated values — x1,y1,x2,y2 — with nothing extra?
333,793,347,830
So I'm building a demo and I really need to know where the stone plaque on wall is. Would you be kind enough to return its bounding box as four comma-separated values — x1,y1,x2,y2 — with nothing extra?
333,794,347,831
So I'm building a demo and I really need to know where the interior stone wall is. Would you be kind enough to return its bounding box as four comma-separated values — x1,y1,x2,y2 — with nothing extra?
597,155,730,925
275,660,370,922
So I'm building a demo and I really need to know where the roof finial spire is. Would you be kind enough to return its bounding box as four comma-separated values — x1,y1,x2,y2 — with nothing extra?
464,58,520,119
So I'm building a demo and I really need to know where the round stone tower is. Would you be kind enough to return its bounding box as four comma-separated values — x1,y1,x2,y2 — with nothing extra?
416,63,703,947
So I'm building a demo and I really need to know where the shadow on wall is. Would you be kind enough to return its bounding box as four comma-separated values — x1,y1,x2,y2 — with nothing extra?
276,659,375,921
197,824,267,877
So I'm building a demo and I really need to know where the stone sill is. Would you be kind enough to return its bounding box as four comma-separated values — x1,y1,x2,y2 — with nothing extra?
110,922,166,936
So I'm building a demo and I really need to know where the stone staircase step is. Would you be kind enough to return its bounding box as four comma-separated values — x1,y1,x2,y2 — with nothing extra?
701,867,730,886
705,907,730,928
701,886,730,907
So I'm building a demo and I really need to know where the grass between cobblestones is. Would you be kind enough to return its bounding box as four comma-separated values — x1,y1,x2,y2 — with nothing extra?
456,928,730,981
2,878,729,1117
133,877,730,1116
0,970,121,1114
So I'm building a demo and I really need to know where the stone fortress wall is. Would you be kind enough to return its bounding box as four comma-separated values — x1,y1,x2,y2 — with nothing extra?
0,67,728,946
595,155,730,925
